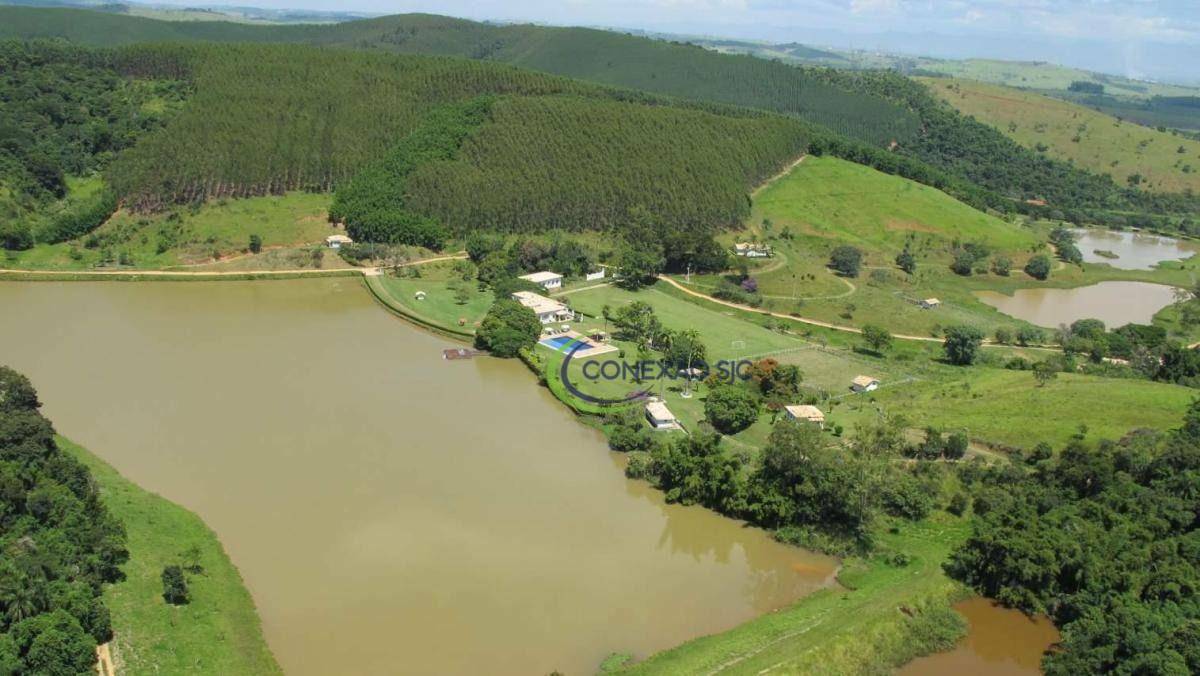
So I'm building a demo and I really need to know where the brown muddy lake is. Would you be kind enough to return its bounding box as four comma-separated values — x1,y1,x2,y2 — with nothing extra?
899,597,1059,675
976,280,1182,328
0,279,836,675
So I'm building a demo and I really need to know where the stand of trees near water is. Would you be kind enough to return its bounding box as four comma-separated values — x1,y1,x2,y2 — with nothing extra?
948,407,1200,674
0,367,126,674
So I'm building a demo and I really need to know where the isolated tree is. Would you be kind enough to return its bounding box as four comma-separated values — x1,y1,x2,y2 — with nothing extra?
861,324,893,354
828,246,863,277
1024,254,1052,280
944,432,969,460
611,301,663,346
895,248,917,274
161,565,189,605
248,234,263,254
704,385,760,434
453,284,471,305
664,328,707,372
474,299,542,358
943,325,984,365
1033,361,1059,387
993,327,1013,345
992,255,1012,276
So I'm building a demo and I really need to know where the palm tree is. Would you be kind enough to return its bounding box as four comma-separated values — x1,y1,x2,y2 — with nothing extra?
2,579,41,624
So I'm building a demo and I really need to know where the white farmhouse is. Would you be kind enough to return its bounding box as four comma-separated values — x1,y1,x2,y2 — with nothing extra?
325,234,353,249
645,399,680,430
511,291,574,324
851,375,881,393
733,242,771,258
518,271,564,291
784,405,825,426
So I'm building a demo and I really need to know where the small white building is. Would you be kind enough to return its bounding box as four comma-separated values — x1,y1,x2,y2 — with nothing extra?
784,405,825,426
645,399,680,430
733,242,771,258
511,291,574,325
585,267,607,282
325,234,353,249
919,298,941,309
518,271,564,291
851,375,881,393
414,291,427,301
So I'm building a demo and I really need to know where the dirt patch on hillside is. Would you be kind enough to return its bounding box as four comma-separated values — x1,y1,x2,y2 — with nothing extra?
885,219,937,233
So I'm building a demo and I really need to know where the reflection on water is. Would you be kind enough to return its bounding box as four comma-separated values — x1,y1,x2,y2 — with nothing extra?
899,597,1059,676
1072,228,1197,270
0,280,836,676
977,281,1182,328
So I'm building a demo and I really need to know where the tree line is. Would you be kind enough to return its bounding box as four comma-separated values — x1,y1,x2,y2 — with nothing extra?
0,367,128,674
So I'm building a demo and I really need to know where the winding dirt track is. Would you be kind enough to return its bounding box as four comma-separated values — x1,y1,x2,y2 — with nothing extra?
658,274,1058,351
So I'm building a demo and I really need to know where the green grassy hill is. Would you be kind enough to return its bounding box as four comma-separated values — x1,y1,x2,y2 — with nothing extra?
61,437,280,675
750,156,1034,253
676,156,1042,337
921,77,1200,193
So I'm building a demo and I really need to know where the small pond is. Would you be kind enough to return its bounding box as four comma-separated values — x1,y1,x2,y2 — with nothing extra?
898,597,1059,676
1072,228,1196,270
977,281,1182,328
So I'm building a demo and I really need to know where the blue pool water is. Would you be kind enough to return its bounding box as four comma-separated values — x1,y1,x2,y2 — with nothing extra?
541,335,583,352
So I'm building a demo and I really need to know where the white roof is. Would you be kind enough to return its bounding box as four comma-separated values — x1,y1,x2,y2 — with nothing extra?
922,298,941,304
645,400,676,421
326,234,353,244
785,405,824,421
511,291,568,315
519,271,563,283
852,375,880,387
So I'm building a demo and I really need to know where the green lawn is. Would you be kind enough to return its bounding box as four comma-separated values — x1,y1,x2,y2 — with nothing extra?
567,284,804,360
375,267,494,334
624,514,970,675
9,192,336,270
863,368,1194,448
61,437,280,675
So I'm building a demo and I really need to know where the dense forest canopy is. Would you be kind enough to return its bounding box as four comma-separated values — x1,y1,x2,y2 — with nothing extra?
0,366,127,674
948,410,1200,674
0,40,820,248
0,40,182,248
2,7,1194,223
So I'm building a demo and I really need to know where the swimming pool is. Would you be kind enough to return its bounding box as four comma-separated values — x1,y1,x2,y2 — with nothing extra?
540,335,585,352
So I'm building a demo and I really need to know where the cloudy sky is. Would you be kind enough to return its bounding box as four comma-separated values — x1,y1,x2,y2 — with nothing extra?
187,0,1200,82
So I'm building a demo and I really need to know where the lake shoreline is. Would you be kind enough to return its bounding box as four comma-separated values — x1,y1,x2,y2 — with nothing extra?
0,279,844,675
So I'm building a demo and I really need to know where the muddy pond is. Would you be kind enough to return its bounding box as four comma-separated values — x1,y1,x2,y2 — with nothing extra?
977,280,1182,328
